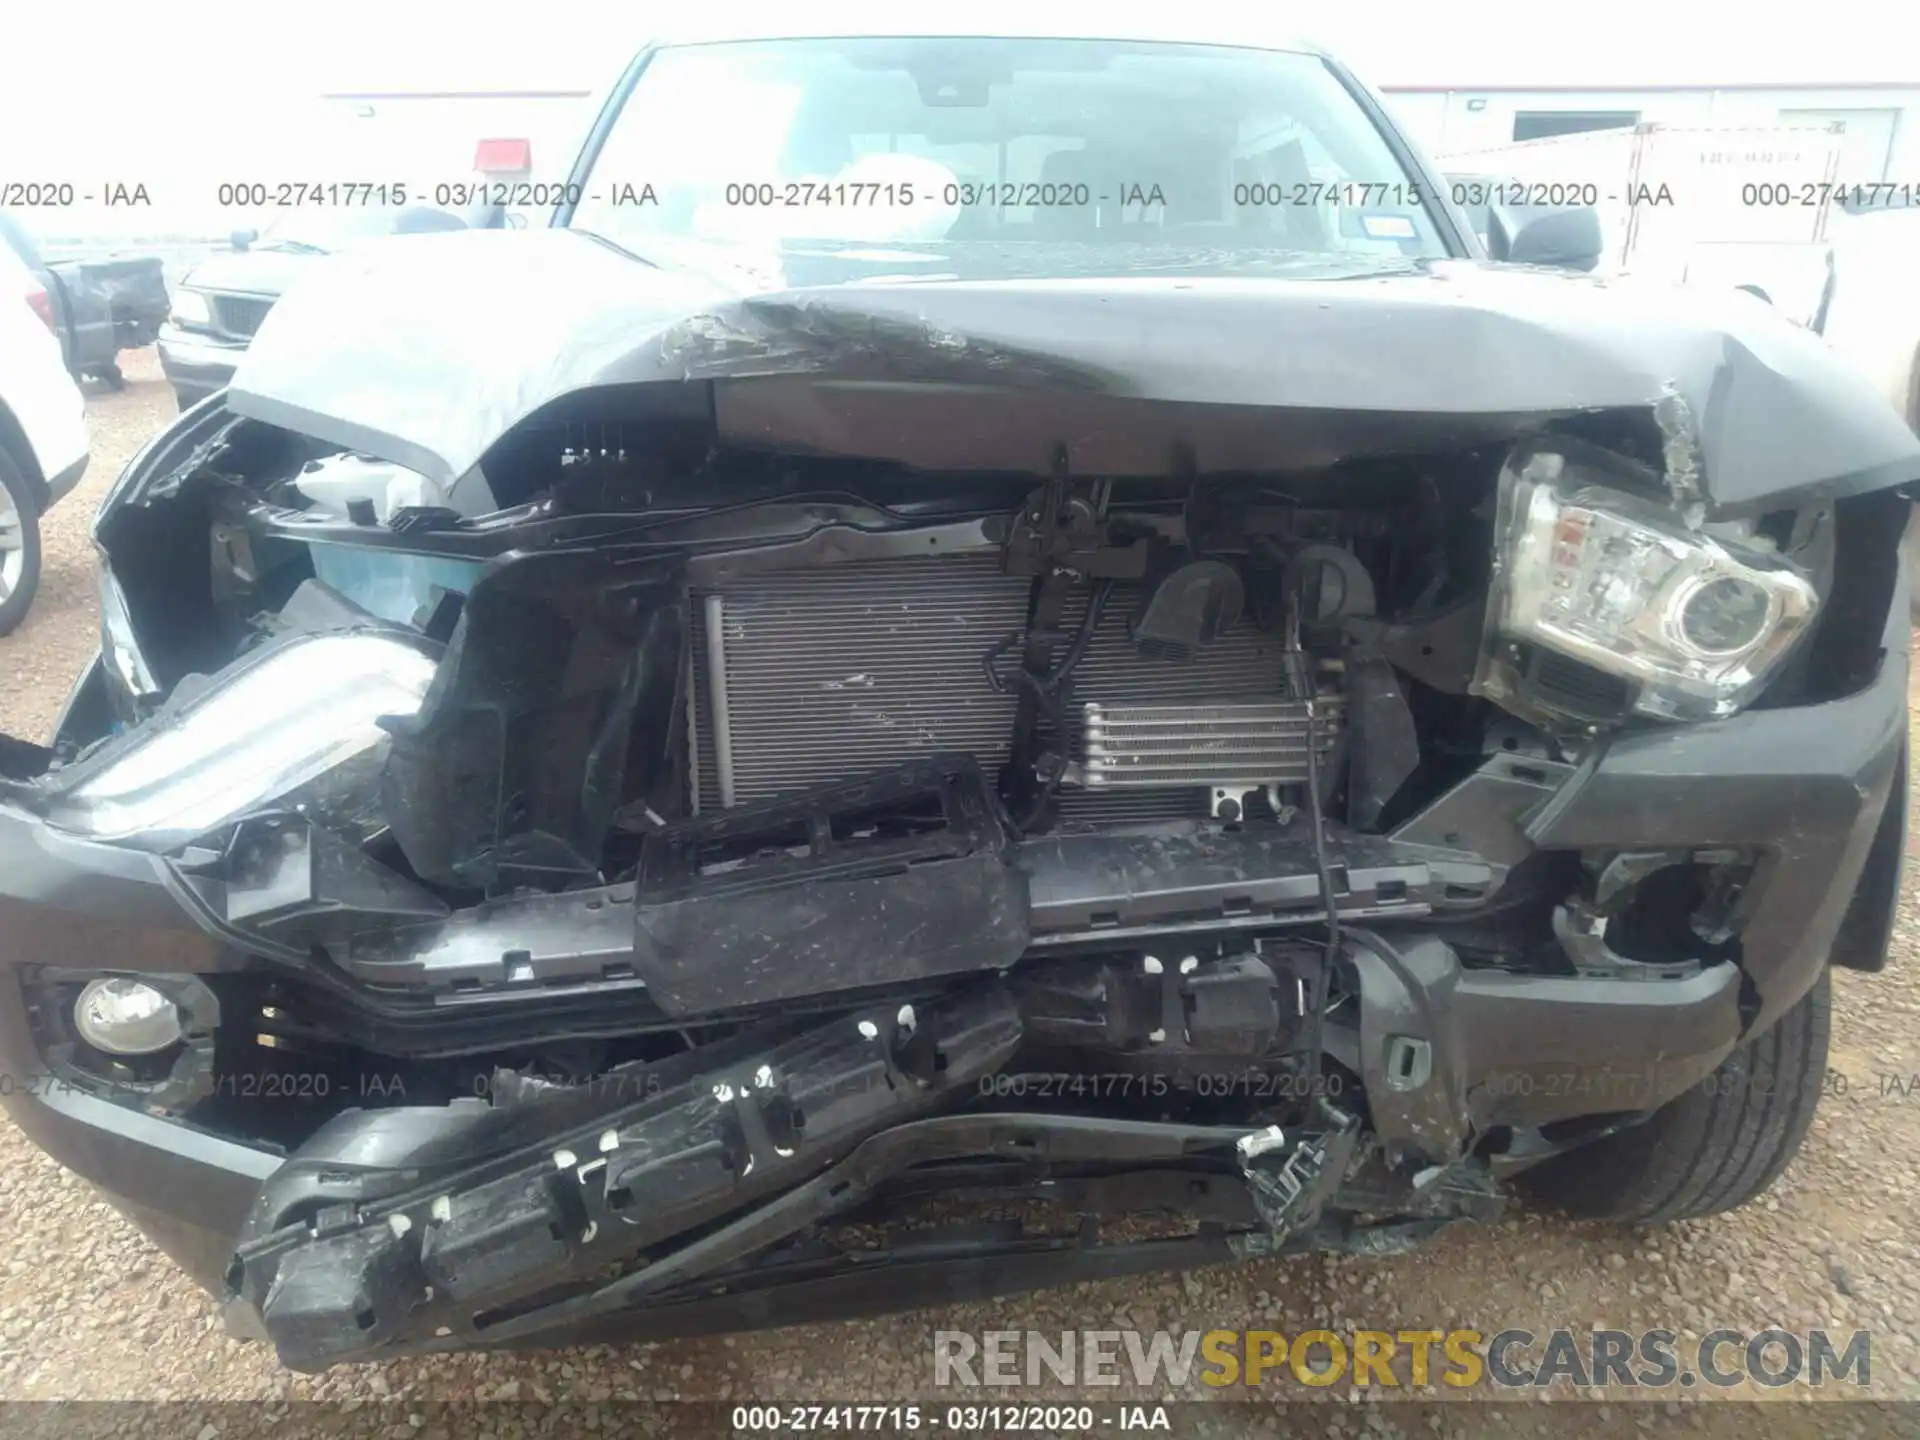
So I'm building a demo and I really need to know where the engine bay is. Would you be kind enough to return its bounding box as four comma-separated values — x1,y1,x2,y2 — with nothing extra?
98,408,1523,851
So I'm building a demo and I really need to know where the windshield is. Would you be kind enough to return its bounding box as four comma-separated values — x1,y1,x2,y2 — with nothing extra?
569,38,1449,262
255,206,468,255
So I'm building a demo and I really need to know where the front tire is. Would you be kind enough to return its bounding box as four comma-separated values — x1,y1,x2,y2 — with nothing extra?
0,450,45,636
1521,971,1831,1223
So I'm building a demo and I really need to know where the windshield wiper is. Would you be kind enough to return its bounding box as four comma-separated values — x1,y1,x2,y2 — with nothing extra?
260,240,329,255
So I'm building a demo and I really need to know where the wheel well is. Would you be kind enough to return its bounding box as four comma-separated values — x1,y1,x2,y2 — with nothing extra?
0,399,49,513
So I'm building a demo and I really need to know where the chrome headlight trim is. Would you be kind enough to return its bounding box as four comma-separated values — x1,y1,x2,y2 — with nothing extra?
43,631,437,848
167,287,213,328
1475,446,1819,724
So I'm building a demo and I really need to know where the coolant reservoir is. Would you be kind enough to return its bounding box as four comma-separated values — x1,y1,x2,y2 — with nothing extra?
294,454,486,626
294,453,450,523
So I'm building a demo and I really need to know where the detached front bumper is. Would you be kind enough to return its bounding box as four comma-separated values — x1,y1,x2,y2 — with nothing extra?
0,575,1906,1350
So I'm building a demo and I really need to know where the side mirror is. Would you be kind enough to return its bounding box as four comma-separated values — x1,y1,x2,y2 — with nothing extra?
230,228,258,252
1498,206,1604,271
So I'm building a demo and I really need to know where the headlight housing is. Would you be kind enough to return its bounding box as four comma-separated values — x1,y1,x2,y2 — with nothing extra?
1475,447,1818,724
43,632,437,849
167,287,213,328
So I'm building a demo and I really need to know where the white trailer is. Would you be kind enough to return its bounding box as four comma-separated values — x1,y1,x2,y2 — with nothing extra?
1437,122,1847,326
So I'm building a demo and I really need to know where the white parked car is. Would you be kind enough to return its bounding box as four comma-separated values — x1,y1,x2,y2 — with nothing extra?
0,242,90,634
1820,202,1920,430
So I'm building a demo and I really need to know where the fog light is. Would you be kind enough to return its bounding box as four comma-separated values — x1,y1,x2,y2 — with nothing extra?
73,978,184,1056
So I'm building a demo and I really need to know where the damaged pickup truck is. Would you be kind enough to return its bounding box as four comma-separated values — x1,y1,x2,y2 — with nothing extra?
1,26,1917,1372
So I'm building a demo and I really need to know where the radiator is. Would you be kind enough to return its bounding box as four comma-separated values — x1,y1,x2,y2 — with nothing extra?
688,556,1318,815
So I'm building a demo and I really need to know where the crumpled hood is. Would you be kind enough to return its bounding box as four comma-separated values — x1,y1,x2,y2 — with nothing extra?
227,227,1920,514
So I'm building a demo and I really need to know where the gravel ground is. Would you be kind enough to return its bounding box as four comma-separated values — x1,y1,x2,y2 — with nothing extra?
0,353,1916,1433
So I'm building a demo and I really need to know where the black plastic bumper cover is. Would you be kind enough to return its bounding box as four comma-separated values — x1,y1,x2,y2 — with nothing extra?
1526,581,1909,1035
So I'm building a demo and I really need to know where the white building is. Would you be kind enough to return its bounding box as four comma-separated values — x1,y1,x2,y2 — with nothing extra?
1382,84,1918,182
1358,21,1920,180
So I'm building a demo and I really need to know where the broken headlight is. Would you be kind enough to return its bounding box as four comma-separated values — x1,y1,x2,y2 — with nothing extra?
43,632,437,848
1477,448,1817,723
